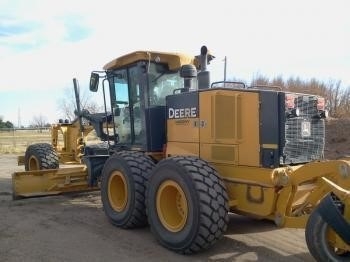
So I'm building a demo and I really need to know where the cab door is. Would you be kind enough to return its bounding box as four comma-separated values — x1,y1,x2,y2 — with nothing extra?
110,66,144,146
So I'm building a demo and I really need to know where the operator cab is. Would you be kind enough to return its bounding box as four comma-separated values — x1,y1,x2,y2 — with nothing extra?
90,50,197,153
108,62,183,151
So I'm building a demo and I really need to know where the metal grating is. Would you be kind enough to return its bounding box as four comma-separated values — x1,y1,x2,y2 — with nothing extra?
295,95,319,116
282,94,325,164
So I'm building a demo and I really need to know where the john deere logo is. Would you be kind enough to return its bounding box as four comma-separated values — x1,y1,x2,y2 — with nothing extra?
301,121,311,137
168,107,197,119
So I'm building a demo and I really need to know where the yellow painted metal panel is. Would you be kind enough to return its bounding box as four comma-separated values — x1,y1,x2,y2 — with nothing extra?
167,119,199,143
166,142,199,157
198,92,213,142
199,89,260,166
103,51,197,71
212,163,277,216
200,144,238,165
225,182,276,216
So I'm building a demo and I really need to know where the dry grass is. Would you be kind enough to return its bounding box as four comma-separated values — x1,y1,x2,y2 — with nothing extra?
0,129,51,154
0,129,101,154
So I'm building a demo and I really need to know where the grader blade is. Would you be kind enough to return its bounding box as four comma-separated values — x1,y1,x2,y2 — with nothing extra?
12,167,99,200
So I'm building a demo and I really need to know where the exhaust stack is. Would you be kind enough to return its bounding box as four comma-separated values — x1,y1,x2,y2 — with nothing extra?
197,46,212,90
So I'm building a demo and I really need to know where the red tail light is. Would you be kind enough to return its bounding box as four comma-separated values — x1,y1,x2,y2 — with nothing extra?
285,94,295,109
317,97,325,111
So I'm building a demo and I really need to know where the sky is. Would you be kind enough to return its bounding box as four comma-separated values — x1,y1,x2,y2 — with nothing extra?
0,0,349,126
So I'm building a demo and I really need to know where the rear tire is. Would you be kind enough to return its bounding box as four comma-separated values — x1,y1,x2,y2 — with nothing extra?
146,156,229,254
101,151,155,228
24,143,59,171
305,196,350,261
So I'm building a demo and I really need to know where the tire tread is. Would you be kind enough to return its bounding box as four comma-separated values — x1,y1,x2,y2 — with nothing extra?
115,151,155,228
24,143,59,171
147,156,229,254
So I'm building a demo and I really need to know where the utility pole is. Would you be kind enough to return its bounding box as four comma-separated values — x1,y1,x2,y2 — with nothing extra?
17,107,21,128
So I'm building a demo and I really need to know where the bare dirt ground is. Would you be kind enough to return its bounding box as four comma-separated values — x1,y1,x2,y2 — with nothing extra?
0,159,312,262
1,118,349,262
324,118,350,159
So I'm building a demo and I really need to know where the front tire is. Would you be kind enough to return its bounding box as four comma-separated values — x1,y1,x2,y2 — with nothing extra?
101,151,155,228
305,195,350,261
24,143,59,171
146,156,229,254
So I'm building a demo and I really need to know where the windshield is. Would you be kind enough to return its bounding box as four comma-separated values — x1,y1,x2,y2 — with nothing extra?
148,63,183,106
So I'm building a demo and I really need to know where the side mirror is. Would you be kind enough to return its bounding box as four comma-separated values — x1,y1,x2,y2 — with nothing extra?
89,73,99,92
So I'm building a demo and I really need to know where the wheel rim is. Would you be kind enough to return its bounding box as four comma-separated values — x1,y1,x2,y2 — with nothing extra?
28,156,39,170
325,225,350,255
156,180,188,232
108,171,128,212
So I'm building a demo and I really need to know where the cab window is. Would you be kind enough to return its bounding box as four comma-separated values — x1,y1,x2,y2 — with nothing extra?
111,67,142,144
148,63,182,106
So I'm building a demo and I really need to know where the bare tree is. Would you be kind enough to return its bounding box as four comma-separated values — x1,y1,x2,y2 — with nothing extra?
337,86,350,118
325,80,341,117
242,73,350,118
32,114,48,132
251,74,270,86
57,84,103,122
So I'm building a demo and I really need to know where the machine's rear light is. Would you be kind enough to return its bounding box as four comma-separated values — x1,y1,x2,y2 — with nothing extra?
313,97,328,118
285,94,299,118
317,97,325,111
285,94,295,109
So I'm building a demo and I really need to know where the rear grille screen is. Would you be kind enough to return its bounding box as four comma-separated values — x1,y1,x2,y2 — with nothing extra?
282,95,325,164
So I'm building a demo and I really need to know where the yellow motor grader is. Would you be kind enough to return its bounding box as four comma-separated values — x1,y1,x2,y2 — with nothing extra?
12,46,350,261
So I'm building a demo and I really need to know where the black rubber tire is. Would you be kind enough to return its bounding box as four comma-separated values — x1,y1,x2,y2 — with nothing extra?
146,156,229,254
24,143,59,171
305,196,350,261
101,151,155,228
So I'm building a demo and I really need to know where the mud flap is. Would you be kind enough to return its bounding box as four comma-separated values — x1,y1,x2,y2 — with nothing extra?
317,194,350,244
